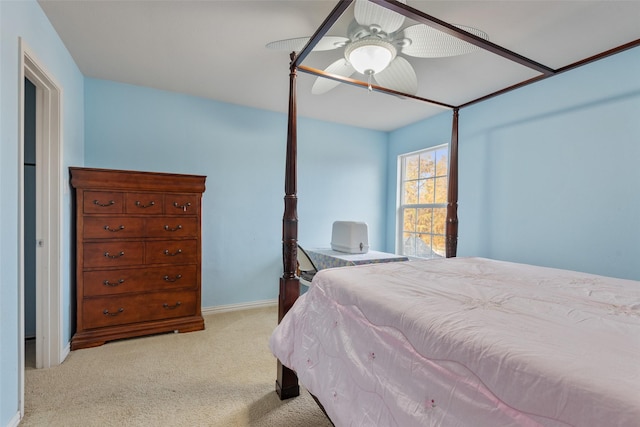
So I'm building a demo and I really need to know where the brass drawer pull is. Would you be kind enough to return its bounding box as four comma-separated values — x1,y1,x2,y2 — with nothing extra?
163,302,182,310
103,308,124,316
104,251,125,259
104,225,125,232
173,201,191,212
93,199,115,207
164,224,183,232
135,200,156,208
163,274,182,282
103,279,125,287
163,249,182,256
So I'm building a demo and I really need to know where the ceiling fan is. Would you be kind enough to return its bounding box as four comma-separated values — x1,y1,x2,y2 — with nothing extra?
266,0,488,95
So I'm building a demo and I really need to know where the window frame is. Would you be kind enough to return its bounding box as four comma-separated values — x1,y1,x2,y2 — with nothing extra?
396,143,449,259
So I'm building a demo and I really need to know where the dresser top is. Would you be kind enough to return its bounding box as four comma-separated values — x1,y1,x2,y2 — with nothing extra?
70,167,206,193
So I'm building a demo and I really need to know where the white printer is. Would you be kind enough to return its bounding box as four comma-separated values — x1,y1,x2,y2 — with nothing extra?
331,221,369,254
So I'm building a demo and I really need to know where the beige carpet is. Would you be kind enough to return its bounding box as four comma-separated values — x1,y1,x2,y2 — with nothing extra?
22,306,333,426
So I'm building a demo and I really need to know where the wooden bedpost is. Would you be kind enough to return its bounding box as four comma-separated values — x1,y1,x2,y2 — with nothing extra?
276,52,300,400
446,108,459,258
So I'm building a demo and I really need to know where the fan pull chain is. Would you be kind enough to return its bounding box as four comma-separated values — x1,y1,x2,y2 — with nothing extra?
367,73,373,92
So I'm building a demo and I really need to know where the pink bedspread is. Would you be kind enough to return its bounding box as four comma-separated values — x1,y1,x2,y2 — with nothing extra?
270,257,640,426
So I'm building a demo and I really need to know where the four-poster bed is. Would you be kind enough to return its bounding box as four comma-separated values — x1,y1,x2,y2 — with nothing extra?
272,0,640,425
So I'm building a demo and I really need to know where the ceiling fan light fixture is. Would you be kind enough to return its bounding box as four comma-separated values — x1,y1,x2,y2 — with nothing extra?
345,38,396,75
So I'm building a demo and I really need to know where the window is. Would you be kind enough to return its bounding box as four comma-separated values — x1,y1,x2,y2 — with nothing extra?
398,145,448,258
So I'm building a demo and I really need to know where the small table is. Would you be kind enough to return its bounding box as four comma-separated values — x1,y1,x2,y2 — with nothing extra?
306,248,409,271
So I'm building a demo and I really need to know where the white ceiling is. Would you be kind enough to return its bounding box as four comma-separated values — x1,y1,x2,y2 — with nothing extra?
38,0,640,131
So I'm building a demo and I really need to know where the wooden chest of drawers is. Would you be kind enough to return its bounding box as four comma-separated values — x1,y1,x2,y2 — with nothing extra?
70,167,206,350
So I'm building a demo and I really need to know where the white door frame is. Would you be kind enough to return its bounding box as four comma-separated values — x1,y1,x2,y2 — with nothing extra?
18,38,64,416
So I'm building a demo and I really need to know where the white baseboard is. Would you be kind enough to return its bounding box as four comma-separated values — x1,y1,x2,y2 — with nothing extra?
201,299,277,316
7,411,21,427
60,342,71,364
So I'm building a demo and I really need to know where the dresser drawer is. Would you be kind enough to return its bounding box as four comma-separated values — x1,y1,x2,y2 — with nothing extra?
125,192,164,215
84,242,144,267
145,217,199,238
145,239,198,264
82,290,197,329
83,265,198,296
83,191,124,214
83,216,145,239
164,193,200,215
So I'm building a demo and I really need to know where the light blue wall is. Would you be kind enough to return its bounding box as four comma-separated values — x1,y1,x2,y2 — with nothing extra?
0,1,84,425
388,46,640,280
84,78,388,307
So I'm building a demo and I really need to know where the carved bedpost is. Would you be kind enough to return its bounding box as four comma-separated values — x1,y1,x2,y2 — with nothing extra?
276,52,301,400
446,108,459,258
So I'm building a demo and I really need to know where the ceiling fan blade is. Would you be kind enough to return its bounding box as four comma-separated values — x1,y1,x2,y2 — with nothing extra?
373,57,417,95
311,59,356,95
354,0,406,34
401,24,489,58
266,36,349,52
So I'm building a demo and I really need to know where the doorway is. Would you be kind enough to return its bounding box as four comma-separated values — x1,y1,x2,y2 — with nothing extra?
19,39,64,417
24,77,37,366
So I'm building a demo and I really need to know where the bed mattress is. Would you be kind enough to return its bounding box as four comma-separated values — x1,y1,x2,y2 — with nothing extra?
270,257,640,426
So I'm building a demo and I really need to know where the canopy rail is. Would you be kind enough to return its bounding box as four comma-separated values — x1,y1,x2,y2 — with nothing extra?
369,0,555,76
461,37,640,109
298,65,456,109
291,0,353,67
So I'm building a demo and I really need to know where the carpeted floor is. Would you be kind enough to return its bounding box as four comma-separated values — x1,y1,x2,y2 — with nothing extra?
22,305,332,426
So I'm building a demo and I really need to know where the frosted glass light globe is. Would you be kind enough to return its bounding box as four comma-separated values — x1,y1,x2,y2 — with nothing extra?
346,38,396,75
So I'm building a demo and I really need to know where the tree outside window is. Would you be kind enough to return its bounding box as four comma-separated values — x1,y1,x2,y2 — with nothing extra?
399,145,448,258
